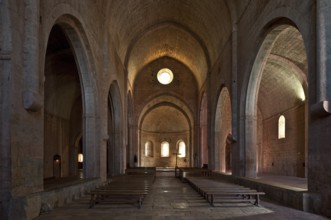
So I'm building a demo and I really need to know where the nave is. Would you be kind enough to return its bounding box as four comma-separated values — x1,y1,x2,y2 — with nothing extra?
37,172,326,220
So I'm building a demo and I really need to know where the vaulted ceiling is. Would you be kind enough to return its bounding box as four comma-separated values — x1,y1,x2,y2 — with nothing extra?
107,0,233,88
258,26,307,118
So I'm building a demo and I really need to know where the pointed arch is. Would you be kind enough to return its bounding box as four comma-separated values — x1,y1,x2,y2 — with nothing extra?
42,15,98,179
138,95,193,167
245,22,308,178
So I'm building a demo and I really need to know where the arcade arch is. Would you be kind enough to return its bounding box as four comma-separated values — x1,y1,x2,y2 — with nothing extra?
43,16,98,184
44,25,83,180
245,24,308,178
214,87,232,173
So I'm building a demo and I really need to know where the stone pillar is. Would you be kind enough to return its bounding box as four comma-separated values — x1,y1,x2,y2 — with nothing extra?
114,130,122,175
201,125,208,167
244,115,257,178
23,0,42,111
129,124,135,167
317,0,331,103
231,23,238,142
0,54,11,220
100,134,109,181
306,1,331,216
84,113,98,178
0,1,12,219
314,0,331,119
231,23,239,176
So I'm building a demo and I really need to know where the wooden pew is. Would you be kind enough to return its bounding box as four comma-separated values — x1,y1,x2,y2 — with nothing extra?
89,189,148,208
186,176,265,206
125,167,156,182
178,168,212,182
89,174,154,209
205,190,265,206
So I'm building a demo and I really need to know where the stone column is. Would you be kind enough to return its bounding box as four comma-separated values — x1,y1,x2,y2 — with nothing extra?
232,23,238,142
304,1,331,215
23,0,42,111
0,1,12,218
231,23,240,176
128,124,135,167
84,113,98,178
244,115,257,178
132,123,139,166
313,0,331,115
0,54,11,220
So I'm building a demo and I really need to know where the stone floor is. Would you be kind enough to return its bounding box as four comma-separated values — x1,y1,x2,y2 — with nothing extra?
36,172,328,220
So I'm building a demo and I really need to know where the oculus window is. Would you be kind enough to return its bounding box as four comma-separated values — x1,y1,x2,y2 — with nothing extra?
157,68,174,85
161,141,170,157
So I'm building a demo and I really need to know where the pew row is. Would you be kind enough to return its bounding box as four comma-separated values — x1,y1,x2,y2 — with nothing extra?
89,174,154,209
177,167,212,182
186,176,265,206
125,167,156,182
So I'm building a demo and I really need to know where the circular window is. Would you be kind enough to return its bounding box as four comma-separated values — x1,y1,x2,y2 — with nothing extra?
157,68,174,85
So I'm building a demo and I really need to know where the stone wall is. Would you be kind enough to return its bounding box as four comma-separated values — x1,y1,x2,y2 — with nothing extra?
140,130,190,167
1,0,331,219
261,105,305,177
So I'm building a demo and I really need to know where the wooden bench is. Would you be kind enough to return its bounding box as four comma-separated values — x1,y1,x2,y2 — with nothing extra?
89,174,154,209
186,176,245,192
206,191,266,206
89,189,148,208
125,167,156,182
178,168,212,182
110,173,155,184
186,176,265,206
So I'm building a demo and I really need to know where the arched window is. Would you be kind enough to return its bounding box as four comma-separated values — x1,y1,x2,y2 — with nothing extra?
177,140,186,158
144,141,153,157
161,141,170,157
278,115,285,139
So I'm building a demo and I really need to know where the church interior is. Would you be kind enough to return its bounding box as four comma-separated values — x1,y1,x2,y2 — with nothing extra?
1,0,331,219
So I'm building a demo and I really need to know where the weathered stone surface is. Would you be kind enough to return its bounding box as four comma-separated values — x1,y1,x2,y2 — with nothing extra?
0,0,331,219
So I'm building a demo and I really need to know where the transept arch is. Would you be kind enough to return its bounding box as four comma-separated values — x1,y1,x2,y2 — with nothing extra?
138,95,194,167
140,105,190,167
124,21,210,88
